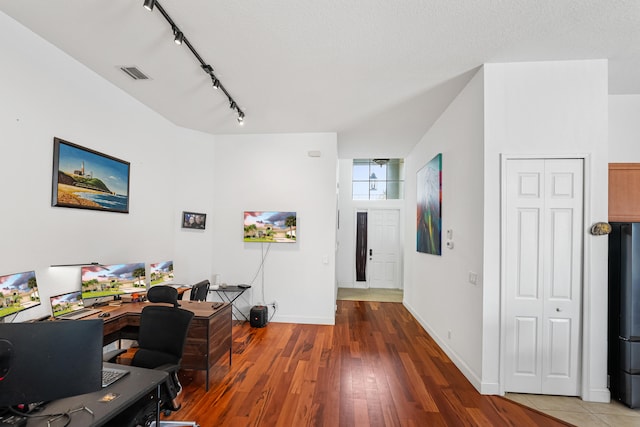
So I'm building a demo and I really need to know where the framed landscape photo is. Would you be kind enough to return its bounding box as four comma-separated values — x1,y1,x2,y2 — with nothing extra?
182,211,206,229
52,138,130,213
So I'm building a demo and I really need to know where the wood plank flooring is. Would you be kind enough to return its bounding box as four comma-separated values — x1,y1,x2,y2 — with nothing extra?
167,301,572,426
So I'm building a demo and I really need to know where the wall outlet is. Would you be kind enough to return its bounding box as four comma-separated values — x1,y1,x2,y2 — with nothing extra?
271,300,278,310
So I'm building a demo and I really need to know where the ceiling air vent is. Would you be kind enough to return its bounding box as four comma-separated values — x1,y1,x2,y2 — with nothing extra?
119,66,150,80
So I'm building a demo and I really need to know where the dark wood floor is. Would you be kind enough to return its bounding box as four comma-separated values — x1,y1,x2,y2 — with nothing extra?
167,301,572,426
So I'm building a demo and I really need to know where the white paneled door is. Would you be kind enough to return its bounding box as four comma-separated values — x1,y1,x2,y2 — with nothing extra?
504,158,583,396
367,209,401,289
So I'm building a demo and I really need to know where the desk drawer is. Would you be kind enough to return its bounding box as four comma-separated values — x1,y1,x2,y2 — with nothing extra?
181,305,232,370
182,319,209,370
209,305,232,363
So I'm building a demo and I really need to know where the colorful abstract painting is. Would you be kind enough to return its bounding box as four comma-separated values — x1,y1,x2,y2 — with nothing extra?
416,153,442,255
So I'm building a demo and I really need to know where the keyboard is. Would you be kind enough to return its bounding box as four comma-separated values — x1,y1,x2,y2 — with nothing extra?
57,308,101,320
102,367,129,388
0,414,27,427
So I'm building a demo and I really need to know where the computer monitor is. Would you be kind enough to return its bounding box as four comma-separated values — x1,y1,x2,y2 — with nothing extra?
0,271,41,320
49,290,99,320
0,319,103,407
243,211,297,243
81,262,146,299
149,261,174,287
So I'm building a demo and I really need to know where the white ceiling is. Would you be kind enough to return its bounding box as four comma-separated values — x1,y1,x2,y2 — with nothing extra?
1,1,639,157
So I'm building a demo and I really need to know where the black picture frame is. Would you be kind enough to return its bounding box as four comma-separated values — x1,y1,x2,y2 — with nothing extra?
182,211,206,229
52,137,130,213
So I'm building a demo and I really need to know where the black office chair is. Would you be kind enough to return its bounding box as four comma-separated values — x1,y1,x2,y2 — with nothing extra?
106,286,198,427
190,280,210,302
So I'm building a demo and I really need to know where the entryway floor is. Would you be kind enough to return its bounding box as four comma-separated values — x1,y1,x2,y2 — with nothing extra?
505,393,640,426
337,287,403,302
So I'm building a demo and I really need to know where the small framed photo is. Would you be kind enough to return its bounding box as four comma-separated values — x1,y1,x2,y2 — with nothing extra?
182,211,206,229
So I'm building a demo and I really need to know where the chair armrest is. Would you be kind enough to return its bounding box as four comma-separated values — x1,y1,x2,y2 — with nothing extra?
103,348,127,363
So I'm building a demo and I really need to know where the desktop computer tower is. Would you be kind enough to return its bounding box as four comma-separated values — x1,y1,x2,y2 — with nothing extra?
250,305,268,328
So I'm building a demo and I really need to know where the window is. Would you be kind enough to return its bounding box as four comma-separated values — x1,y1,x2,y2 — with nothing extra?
352,159,404,200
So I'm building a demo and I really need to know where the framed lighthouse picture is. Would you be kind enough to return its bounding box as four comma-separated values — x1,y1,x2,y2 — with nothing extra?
51,137,130,213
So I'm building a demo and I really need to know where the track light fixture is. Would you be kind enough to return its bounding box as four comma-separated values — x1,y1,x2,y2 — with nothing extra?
142,0,245,125
203,65,220,89
172,26,184,45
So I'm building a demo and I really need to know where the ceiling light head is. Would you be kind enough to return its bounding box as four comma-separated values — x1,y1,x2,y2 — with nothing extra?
173,28,184,45
201,64,213,75
143,0,155,11
211,77,220,89
174,32,184,45
229,101,237,111
237,111,245,125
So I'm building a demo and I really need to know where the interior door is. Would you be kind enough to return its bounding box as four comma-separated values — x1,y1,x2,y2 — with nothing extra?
367,209,401,289
504,158,583,395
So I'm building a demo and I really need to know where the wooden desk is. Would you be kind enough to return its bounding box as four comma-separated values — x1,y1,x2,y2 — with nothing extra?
90,300,232,391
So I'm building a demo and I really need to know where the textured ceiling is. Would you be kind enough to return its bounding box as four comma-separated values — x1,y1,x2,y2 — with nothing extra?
1,0,639,157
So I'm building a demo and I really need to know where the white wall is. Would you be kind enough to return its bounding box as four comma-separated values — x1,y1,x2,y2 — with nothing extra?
610,95,640,161
212,134,338,324
172,128,217,286
0,11,210,320
403,68,486,388
484,60,609,401
336,158,404,288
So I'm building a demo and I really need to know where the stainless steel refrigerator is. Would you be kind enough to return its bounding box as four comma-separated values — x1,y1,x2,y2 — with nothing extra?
608,222,640,408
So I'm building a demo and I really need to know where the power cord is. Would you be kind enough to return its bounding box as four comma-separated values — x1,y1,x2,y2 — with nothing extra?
246,242,272,304
6,404,93,427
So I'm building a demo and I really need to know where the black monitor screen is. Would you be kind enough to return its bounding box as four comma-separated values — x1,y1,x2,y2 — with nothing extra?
0,319,103,407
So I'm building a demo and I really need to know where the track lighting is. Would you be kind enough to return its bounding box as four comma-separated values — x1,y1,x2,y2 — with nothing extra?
142,0,245,125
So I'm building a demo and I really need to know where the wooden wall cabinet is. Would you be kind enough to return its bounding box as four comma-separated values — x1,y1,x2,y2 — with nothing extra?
609,163,640,222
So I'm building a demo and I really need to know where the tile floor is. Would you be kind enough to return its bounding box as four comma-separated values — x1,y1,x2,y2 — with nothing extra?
336,287,403,302
505,393,640,426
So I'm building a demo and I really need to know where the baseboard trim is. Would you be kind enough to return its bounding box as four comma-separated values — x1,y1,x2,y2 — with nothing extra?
272,314,335,325
403,301,483,393
582,387,610,403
